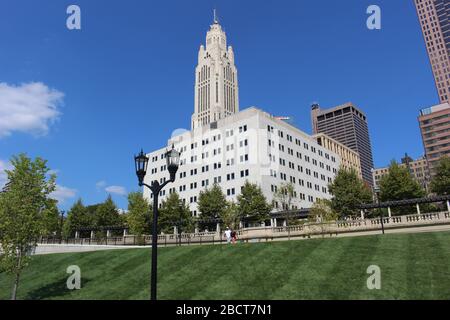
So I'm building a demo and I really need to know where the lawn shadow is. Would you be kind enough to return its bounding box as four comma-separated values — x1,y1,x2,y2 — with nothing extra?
24,276,91,300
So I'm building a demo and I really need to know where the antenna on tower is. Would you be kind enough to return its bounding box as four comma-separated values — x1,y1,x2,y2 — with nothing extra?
213,8,219,24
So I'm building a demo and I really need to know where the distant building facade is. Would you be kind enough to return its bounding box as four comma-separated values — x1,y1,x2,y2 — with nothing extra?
419,102,450,172
145,108,341,218
414,0,450,104
311,102,374,187
372,154,431,191
313,133,362,179
373,155,431,190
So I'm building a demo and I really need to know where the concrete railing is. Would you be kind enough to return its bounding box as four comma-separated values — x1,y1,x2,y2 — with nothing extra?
40,211,450,246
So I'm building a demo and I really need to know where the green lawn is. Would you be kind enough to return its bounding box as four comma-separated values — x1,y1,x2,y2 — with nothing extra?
1,231,450,300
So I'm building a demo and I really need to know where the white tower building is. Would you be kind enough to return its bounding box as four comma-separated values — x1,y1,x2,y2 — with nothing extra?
143,13,342,228
191,11,239,130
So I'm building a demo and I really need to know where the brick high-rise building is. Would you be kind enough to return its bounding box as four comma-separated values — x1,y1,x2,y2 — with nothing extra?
372,154,431,192
414,0,450,104
418,102,450,172
311,102,374,187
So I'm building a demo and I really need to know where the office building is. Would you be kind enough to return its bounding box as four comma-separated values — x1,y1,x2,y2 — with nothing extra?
414,0,450,104
311,102,374,187
418,102,450,172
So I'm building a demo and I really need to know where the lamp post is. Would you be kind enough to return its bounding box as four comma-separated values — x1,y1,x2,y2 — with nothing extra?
59,210,65,244
134,145,180,300
374,188,385,235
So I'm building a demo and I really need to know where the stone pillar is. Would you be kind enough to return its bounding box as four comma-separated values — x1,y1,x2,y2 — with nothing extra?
123,229,128,237
270,219,275,227
239,221,243,229
173,226,177,235
388,207,392,218
75,231,80,239
283,219,287,227
216,223,221,234
106,230,111,238
360,210,365,220
273,218,277,227
90,231,95,239
194,226,199,234
447,200,450,212
416,203,421,215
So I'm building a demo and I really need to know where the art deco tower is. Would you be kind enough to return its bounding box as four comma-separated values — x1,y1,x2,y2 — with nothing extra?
191,12,239,130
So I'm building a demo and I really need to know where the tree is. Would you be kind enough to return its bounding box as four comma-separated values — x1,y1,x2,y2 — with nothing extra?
328,167,373,218
379,161,426,215
220,201,240,230
237,181,272,225
308,199,338,237
197,184,227,230
126,192,151,236
93,195,122,237
0,154,56,300
41,199,61,237
62,199,92,238
430,156,450,195
159,192,193,234
273,182,298,239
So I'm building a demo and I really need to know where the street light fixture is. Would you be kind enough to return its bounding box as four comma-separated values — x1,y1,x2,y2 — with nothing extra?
134,145,180,300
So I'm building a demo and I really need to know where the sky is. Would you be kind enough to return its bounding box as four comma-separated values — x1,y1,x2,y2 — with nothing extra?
0,0,439,210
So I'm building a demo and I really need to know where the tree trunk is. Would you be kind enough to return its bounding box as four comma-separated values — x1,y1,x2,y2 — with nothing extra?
11,272,20,300
11,251,22,300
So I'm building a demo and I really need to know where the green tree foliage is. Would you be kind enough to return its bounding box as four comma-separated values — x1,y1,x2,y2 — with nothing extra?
308,199,338,237
273,182,296,211
379,161,426,201
41,199,61,237
430,156,450,196
93,195,122,237
328,167,373,218
273,182,298,239
197,184,227,229
237,181,272,224
0,154,56,300
220,202,240,230
62,199,92,238
126,192,151,236
379,161,426,215
159,192,193,234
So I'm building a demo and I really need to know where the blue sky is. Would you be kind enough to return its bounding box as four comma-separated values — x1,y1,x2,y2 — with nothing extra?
0,0,439,210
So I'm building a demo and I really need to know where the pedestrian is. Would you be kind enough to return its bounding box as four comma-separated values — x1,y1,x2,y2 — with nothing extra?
231,230,237,244
224,227,232,244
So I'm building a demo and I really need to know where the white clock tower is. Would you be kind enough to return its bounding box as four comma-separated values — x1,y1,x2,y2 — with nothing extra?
191,11,239,130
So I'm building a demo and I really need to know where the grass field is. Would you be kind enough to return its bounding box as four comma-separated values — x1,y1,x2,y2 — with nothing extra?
1,231,450,300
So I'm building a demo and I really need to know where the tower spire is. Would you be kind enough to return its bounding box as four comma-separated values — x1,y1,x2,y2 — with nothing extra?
213,8,219,24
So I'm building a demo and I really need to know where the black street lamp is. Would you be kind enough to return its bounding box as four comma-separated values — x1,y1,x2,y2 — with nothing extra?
374,188,385,235
134,145,180,300
59,210,65,244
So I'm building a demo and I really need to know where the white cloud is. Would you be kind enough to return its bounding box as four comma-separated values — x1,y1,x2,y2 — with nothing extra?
50,185,77,203
96,180,107,190
105,185,127,196
0,159,12,189
0,82,64,138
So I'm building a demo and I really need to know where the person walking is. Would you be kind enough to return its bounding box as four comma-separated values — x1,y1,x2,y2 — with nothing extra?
224,227,232,244
231,230,237,244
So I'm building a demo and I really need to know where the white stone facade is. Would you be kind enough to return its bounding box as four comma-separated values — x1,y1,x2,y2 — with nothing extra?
144,107,341,217
191,18,239,130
